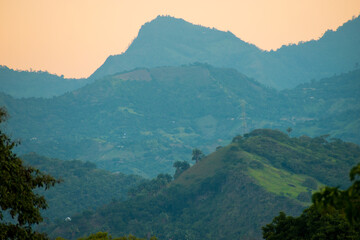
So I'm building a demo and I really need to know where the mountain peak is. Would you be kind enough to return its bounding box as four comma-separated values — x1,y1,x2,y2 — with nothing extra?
90,16,258,80
90,15,360,90
128,15,241,52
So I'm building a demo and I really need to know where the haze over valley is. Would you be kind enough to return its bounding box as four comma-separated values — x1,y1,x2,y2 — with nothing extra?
1,8,360,240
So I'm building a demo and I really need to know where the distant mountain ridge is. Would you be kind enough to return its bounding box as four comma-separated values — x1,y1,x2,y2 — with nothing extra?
1,15,358,98
0,66,91,98
91,15,360,89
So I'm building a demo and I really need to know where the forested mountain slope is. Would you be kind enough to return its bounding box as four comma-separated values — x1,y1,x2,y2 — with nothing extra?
45,129,360,240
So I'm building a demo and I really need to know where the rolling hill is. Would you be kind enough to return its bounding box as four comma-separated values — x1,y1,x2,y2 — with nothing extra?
44,129,360,240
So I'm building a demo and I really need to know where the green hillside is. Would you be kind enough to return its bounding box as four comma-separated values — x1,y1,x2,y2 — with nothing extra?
21,153,143,223
44,129,360,240
1,65,359,177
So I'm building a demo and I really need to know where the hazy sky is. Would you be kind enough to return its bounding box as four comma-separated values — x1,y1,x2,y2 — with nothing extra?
1,0,359,78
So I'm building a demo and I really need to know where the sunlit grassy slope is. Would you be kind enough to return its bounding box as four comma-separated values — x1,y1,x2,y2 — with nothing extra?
177,128,357,201
248,164,317,199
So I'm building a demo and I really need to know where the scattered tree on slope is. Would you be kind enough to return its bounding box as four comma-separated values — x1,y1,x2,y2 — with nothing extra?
173,161,190,179
192,148,205,163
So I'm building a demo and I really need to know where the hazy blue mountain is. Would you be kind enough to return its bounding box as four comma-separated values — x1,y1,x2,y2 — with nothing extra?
91,15,360,89
1,64,358,177
44,129,360,240
267,15,360,88
282,69,360,144
0,65,90,98
90,16,263,82
2,15,358,98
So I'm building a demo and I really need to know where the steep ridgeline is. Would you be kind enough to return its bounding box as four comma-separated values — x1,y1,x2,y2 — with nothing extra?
2,16,358,97
1,64,359,177
262,15,360,88
45,130,360,240
91,15,360,89
90,16,261,82
0,66,90,98
21,153,143,223
0,64,281,177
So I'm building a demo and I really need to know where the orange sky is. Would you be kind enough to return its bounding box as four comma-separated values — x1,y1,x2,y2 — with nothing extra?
0,0,359,78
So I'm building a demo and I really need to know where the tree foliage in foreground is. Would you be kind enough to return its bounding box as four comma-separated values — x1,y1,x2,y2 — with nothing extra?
263,163,360,240
312,163,360,224
0,108,59,239
56,232,157,240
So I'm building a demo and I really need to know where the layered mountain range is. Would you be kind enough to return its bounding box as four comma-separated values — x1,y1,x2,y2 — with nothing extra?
0,15,359,239
91,15,360,89
1,15,359,98
1,64,359,177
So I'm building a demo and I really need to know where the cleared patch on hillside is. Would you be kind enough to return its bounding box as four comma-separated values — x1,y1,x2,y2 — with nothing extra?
248,163,319,201
113,69,152,81
118,106,143,116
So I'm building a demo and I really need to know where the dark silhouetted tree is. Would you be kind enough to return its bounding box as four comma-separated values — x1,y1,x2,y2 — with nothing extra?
75,232,157,240
173,161,190,179
262,206,359,240
263,164,360,239
192,148,205,163
0,107,60,239
232,135,243,143
312,163,360,224
286,127,292,136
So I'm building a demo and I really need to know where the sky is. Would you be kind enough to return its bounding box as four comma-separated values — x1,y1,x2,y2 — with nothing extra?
0,0,359,79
